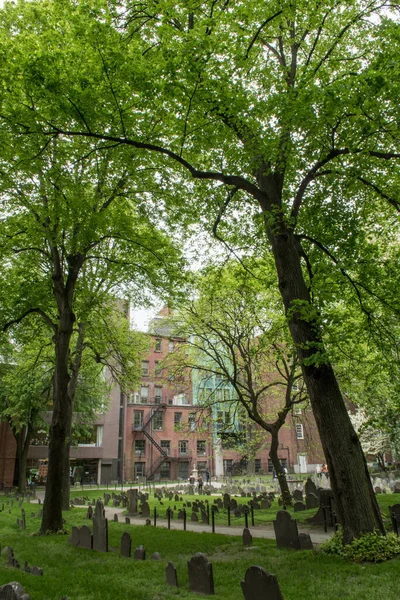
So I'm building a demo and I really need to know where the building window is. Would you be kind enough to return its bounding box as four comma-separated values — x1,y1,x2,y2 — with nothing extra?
133,410,144,429
154,386,163,404
141,361,149,376
127,392,140,404
255,458,261,473
168,340,174,352
155,338,162,352
159,462,170,479
161,440,170,455
155,361,162,375
296,424,304,439
197,440,206,456
134,462,145,478
268,459,287,472
197,461,207,472
153,412,163,431
140,386,149,403
223,459,233,474
179,440,189,455
174,412,182,430
188,413,196,431
135,440,145,455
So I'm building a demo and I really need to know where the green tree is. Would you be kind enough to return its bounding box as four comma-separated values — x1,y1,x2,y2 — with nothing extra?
169,260,308,504
3,0,400,541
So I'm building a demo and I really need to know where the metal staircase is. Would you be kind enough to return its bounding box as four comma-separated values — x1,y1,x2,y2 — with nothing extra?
133,401,170,481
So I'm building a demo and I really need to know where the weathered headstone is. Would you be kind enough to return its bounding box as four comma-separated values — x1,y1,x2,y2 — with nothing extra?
127,488,139,515
242,528,253,546
293,502,306,512
191,512,199,522
298,533,313,550
260,498,271,510
223,493,231,509
120,532,131,558
70,526,80,547
273,510,300,550
188,553,214,595
0,582,30,600
305,477,317,497
166,562,178,587
293,489,303,502
241,566,283,600
151,552,161,560
92,500,108,552
86,505,93,519
306,493,319,510
113,513,119,522
125,517,131,524
80,525,93,550
134,545,146,560
141,501,150,518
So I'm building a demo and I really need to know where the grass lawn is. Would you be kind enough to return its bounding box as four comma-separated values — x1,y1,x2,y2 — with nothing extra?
68,488,396,531
1,497,400,599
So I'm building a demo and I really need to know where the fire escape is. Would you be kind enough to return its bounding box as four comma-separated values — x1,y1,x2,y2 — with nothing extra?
132,401,170,481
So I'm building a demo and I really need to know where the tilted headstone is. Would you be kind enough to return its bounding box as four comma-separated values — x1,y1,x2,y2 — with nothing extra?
120,532,131,558
298,533,313,550
242,528,253,546
92,500,108,552
188,553,214,595
134,545,146,560
273,510,300,550
166,562,178,587
241,566,283,600
79,525,93,550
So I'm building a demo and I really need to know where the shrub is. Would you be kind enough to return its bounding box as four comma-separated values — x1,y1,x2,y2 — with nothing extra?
321,527,400,563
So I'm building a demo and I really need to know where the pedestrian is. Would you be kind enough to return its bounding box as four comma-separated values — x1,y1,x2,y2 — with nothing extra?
197,475,203,492
205,468,210,483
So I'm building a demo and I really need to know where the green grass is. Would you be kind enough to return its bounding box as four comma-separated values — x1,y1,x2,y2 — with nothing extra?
1,500,400,600
68,488,398,530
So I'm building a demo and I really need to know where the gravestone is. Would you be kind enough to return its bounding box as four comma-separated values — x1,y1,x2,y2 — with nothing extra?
125,517,131,524
86,505,93,519
113,513,118,522
273,510,300,550
306,493,319,509
151,552,161,560
299,533,313,550
120,532,131,557
230,498,238,509
294,502,306,512
127,489,139,515
7,548,19,569
178,510,185,520
80,525,93,550
307,489,335,527
293,489,303,502
201,510,208,524
305,477,317,497
0,582,30,600
188,553,214,595
260,499,271,510
104,493,111,506
389,504,400,535
30,566,43,576
166,562,178,587
242,528,253,546
191,512,199,522
223,493,231,509
134,545,146,560
241,566,283,600
93,500,108,553
71,527,80,547
141,501,150,518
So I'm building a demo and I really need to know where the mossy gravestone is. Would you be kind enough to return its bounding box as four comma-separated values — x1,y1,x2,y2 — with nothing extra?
188,553,214,595
93,500,108,553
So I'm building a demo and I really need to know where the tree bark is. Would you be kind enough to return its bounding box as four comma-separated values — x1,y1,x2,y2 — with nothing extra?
40,308,74,533
269,427,292,505
265,213,384,542
12,425,33,494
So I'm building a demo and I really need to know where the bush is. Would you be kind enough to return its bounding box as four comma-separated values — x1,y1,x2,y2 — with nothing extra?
320,527,400,563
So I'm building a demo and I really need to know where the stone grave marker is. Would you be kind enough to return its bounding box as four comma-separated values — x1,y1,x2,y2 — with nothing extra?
80,525,93,550
93,500,108,553
151,552,161,560
260,498,271,510
7,548,19,569
86,505,93,519
127,489,139,515
299,533,313,550
113,514,119,522
293,489,303,502
125,517,131,524
273,510,300,550
242,528,253,546
201,510,208,524
166,562,178,587
120,532,131,557
134,545,146,560
188,553,214,595
223,493,231,509
241,565,283,600
104,493,111,506
294,502,306,512
305,477,317,497
306,493,319,510
141,501,150,518
70,527,80,547
191,512,199,522
0,581,30,600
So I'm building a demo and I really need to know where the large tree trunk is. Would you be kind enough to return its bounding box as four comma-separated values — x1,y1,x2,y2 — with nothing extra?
40,308,74,534
13,425,33,494
269,428,292,505
265,213,384,543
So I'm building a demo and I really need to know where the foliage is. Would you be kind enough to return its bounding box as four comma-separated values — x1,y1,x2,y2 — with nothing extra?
321,527,400,563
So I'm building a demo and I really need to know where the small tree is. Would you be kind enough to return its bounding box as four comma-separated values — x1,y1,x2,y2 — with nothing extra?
170,260,308,503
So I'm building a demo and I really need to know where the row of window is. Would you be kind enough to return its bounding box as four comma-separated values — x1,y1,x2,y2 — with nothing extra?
222,458,288,474
133,410,198,431
134,439,207,456
141,360,164,377
133,460,208,479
